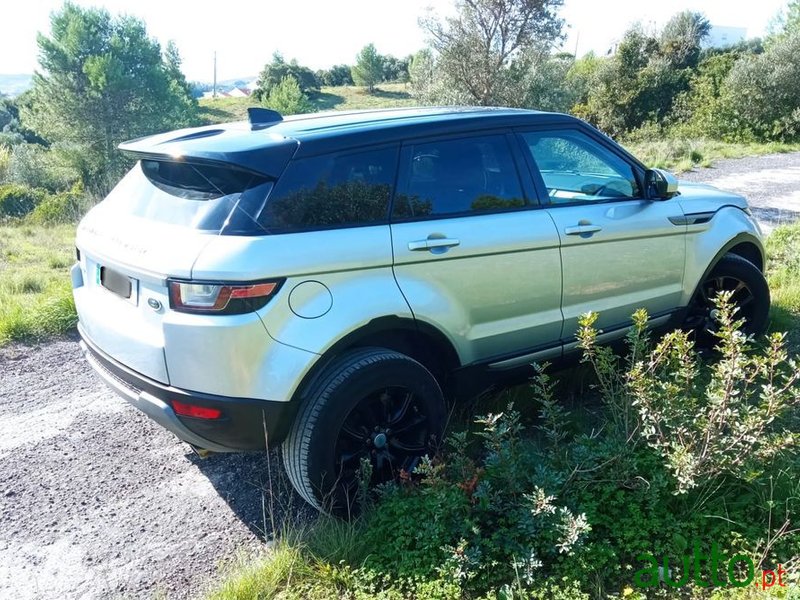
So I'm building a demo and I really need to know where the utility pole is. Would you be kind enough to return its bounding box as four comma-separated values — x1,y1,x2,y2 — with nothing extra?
213,51,217,98
574,31,580,58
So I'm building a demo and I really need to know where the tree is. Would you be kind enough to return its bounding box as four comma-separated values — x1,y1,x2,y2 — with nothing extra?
254,53,319,100
351,44,384,93
164,40,196,102
316,64,354,87
263,76,313,115
659,11,711,69
722,31,800,141
22,3,197,192
420,0,565,106
380,55,411,82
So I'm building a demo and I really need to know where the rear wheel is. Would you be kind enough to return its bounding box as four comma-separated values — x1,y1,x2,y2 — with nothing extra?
685,253,770,347
282,347,445,514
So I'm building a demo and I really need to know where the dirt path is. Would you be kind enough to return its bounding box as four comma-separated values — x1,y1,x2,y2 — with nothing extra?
0,334,309,600
680,151,800,233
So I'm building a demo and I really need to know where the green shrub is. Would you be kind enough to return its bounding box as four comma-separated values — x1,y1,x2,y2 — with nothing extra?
7,143,82,192
0,144,10,181
263,76,314,115
0,183,47,219
27,184,86,225
578,297,800,494
359,406,590,596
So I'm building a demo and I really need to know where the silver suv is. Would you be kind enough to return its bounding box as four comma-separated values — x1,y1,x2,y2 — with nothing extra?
72,107,769,511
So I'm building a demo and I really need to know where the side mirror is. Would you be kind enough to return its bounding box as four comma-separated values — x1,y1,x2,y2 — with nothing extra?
645,168,679,200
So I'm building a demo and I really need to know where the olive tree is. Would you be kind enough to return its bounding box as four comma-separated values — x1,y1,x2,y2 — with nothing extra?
420,0,565,106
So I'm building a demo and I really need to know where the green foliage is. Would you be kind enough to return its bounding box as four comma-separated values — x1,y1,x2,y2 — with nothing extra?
578,297,800,494
0,223,77,344
315,64,354,87
722,32,800,141
420,0,565,106
253,53,319,100
6,142,83,192
576,26,693,136
659,11,711,69
262,76,314,115
351,44,385,93
0,145,10,182
0,184,47,219
27,184,87,225
22,2,198,194
360,409,590,595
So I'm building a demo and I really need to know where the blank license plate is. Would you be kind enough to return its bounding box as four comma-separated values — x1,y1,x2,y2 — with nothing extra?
99,266,134,300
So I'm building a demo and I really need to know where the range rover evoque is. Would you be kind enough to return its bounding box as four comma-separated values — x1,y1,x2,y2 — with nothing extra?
72,106,769,512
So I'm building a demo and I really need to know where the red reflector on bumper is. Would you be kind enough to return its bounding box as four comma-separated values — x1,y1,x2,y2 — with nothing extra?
171,400,222,420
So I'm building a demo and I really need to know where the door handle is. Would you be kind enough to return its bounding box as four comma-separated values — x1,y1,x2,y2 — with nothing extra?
408,238,461,251
564,224,602,236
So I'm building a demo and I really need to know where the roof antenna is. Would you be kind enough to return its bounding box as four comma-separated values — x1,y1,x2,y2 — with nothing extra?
248,107,283,129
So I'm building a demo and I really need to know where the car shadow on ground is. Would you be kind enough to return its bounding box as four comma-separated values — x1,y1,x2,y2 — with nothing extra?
188,449,315,540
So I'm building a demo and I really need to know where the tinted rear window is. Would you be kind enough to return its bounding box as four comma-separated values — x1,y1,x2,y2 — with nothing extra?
103,161,271,232
257,147,398,233
393,135,525,219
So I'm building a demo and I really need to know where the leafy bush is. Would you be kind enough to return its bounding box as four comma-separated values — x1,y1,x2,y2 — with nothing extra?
722,32,800,141
0,144,9,181
262,76,313,116
7,142,82,192
0,183,47,219
359,407,590,596
27,184,86,225
254,53,319,100
578,296,800,494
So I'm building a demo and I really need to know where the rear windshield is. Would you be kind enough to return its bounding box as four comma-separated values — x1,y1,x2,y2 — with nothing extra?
103,160,272,233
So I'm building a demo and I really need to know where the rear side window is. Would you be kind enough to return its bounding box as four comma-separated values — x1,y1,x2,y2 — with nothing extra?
102,160,271,232
258,147,398,233
393,135,525,219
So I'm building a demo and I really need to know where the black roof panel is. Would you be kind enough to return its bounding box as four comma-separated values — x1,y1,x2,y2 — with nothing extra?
119,106,578,175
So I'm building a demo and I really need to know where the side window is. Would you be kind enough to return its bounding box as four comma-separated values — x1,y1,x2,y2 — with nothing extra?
520,130,641,204
392,135,525,219
258,147,398,232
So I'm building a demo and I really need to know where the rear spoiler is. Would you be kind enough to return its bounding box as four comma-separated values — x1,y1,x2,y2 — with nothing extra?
118,123,298,178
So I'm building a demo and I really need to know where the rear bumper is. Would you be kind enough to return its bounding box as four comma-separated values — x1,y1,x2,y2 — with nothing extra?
79,326,296,451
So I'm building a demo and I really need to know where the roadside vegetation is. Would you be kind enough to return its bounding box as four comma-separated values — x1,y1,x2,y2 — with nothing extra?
0,222,76,343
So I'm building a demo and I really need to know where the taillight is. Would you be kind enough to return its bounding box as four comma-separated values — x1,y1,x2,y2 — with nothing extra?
171,399,222,419
168,279,283,314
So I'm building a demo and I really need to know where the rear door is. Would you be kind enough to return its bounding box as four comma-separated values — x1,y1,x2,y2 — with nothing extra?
516,127,687,343
390,132,563,365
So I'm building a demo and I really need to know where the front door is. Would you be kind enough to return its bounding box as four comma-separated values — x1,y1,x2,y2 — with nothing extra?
517,128,687,342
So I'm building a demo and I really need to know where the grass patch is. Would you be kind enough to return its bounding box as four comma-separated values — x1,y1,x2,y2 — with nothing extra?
624,138,800,173
766,221,800,344
199,83,415,124
0,223,77,343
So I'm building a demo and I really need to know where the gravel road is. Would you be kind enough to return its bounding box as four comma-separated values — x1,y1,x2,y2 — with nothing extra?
681,151,800,233
0,334,310,600
1,151,799,600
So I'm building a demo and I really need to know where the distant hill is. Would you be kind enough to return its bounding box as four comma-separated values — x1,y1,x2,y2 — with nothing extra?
0,74,33,97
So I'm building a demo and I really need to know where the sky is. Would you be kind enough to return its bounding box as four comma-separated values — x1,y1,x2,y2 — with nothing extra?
0,0,791,83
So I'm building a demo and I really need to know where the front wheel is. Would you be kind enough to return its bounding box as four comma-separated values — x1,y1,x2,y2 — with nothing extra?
685,253,770,347
282,347,445,514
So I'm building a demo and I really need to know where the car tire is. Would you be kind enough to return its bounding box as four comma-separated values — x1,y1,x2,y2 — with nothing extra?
282,347,445,514
685,253,770,346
